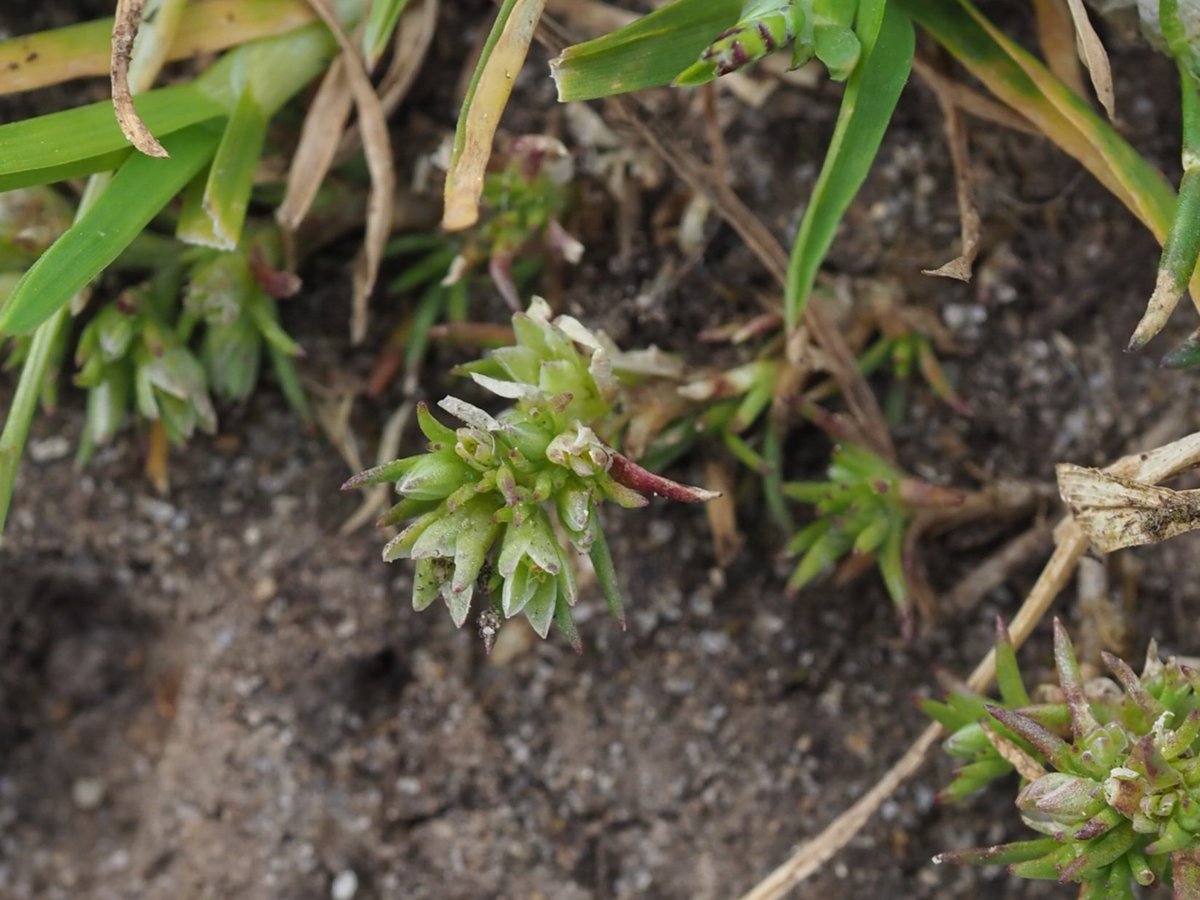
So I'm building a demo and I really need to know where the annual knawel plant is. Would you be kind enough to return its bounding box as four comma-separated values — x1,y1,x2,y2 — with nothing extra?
782,442,962,627
929,618,1200,897
343,298,717,649
372,134,582,396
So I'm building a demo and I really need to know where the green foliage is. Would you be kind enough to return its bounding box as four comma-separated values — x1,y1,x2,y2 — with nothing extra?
0,124,222,337
0,20,345,337
345,299,715,647
782,443,960,615
784,2,913,326
378,136,578,392
0,1,390,540
933,620,1200,897
70,232,308,461
856,328,970,421
675,0,863,87
551,0,742,101
554,0,912,329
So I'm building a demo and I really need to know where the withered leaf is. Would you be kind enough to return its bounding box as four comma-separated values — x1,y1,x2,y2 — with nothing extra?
1056,463,1200,552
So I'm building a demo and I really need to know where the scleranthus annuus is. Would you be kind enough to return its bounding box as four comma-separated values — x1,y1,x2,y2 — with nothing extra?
344,298,717,649
932,618,1200,898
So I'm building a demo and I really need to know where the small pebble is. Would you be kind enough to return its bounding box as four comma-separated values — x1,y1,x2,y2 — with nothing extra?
29,436,70,463
252,577,278,604
331,869,358,900
71,778,106,810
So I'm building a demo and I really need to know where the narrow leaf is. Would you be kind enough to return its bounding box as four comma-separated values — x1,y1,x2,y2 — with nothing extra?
444,0,546,230
178,87,269,249
550,0,741,102
785,3,915,325
362,0,412,63
0,85,224,191
0,124,220,335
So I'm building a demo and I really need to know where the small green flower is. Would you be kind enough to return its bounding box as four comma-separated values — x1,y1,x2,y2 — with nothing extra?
934,619,1200,897
345,299,716,648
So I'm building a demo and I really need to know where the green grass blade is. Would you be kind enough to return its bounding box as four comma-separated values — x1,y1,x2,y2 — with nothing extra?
362,0,412,63
175,168,217,247
0,84,225,191
0,306,68,543
403,284,448,386
191,22,338,116
785,2,914,326
550,0,741,101
177,88,269,249
267,341,313,424
0,124,221,336
1130,63,1200,349
0,150,135,194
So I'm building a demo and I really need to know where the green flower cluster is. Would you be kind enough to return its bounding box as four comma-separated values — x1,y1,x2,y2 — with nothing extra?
71,234,308,460
76,296,217,451
933,619,1200,898
346,299,714,647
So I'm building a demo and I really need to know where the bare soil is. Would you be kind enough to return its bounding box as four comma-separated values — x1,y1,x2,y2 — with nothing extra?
3,3,1200,899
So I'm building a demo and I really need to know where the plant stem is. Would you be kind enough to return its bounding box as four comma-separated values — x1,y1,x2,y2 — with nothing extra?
0,170,116,545
0,306,69,544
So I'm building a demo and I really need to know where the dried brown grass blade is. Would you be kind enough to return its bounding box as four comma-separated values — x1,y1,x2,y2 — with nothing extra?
702,457,741,566
544,0,634,34
918,66,981,282
301,0,396,345
611,98,896,460
1031,0,1086,97
335,0,440,163
911,56,1039,136
111,0,169,158
277,56,354,234
443,0,548,231
1064,0,1115,120
738,723,944,899
340,398,412,534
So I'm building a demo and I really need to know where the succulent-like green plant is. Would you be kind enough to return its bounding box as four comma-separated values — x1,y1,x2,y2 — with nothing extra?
456,134,581,311
933,618,1200,898
69,231,308,463
343,298,716,649
921,618,1065,802
782,443,961,617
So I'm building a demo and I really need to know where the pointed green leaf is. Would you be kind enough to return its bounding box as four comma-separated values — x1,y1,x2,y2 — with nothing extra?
785,2,914,326
550,0,741,101
0,84,224,191
0,124,221,336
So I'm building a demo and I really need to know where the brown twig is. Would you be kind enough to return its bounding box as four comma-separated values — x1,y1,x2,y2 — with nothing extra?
111,0,169,158
299,0,396,345
917,58,981,282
